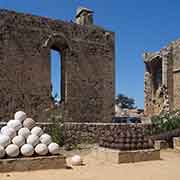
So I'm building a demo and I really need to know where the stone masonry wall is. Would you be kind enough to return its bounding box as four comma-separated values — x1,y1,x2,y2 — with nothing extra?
0,122,154,148
0,9,115,122
172,40,180,110
63,123,154,149
144,40,180,116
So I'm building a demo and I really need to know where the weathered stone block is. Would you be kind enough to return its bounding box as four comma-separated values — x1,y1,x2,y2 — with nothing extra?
154,140,169,150
0,155,66,172
173,137,180,151
92,147,160,164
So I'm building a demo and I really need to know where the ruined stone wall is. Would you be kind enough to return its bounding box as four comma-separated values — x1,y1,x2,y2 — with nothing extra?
144,69,153,116
0,9,115,122
0,122,155,147
171,40,180,110
63,123,154,148
143,54,164,116
143,40,180,116
166,48,174,112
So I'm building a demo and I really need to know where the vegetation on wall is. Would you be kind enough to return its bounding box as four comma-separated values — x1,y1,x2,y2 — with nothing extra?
47,107,64,146
151,110,180,134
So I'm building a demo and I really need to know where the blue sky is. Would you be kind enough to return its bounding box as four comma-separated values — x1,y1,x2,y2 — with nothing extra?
1,0,180,108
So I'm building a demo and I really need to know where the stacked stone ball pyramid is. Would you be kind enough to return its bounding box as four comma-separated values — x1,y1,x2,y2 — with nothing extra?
0,111,60,158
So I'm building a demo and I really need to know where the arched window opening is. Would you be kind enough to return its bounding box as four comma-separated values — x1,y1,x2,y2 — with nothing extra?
50,49,61,105
151,59,162,95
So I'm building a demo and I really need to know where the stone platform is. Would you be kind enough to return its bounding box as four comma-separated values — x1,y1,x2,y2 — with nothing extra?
173,137,180,151
0,155,66,172
92,147,160,164
154,140,169,150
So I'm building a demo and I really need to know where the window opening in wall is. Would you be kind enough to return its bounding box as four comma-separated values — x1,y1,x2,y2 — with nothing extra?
50,49,61,105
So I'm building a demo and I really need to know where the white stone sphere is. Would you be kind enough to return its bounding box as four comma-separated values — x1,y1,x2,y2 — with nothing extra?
0,145,5,158
23,118,36,129
14,111,27,122
40,134,52,145
1,126,9,134
71,155,83,166
7,120,22,131
35,143,48,156
12,135,25,147
27,134,39,147
20,144,34,156
48,143,60,155
31,126,43,137
5,144,19,157
18,128,30,139
1,126,16,139
0,135,11,147
23,118,36,130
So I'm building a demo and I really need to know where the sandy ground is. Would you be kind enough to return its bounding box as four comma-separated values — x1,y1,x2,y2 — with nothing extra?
1,149,180,180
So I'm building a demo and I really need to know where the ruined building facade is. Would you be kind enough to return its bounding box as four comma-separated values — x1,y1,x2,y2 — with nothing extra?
0,8,115,122
144,40,180,116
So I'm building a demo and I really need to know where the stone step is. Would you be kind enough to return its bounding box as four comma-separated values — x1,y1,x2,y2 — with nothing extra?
0,155,66,172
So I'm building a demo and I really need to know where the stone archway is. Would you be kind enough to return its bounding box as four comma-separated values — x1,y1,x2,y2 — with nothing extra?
42,33,72,105
42,33,72,51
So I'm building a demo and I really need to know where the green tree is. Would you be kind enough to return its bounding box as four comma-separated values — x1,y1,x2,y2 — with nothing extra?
115,94,135,109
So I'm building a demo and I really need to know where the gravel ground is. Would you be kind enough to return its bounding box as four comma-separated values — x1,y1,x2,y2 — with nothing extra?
1,149,180,180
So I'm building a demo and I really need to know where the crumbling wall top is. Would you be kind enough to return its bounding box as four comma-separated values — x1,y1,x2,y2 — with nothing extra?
143,52,162,63
76,7,93,18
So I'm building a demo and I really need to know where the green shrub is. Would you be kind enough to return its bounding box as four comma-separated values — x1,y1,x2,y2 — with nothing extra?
151,110,180,134
47,107,65,146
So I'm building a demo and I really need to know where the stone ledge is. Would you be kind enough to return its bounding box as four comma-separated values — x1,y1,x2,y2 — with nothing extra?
154,140,169,150
173,137,180,151
0,155,66,172
92,147,160,164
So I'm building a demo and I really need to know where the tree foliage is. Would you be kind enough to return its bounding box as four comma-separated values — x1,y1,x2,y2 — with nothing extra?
115,94,135,109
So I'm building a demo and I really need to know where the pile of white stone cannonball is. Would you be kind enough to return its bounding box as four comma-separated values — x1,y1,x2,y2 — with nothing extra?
0,111,60,158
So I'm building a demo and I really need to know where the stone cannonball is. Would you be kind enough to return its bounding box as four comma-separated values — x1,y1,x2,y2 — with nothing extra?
14,111,27,122
48,142,60,155
27,134,39,147
0,145,5,158
1,126,16,139
18,127,31,139
0,135,11,147
7,120,22,131
5,144,19,157
31,127,43,137
71,155,83,166
21,144,34,156
1,126,9,134
23,118,36,130
35,143,48,156
12,135,25,147
40,134,52,145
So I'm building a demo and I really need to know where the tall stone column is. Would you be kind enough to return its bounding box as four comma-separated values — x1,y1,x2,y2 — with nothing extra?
144,68,152,116
162,50,172,112
162,57,168,87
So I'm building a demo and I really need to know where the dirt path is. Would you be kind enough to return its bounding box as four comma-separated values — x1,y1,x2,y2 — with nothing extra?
1,149,180,180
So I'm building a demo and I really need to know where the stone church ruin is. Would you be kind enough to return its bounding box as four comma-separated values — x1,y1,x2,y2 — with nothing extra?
0,7,115,122
144,40,180,117
0,7,162,167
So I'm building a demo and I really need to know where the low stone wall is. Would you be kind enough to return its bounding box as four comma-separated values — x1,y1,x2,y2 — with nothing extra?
0,122,154,148
64,123,154,147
